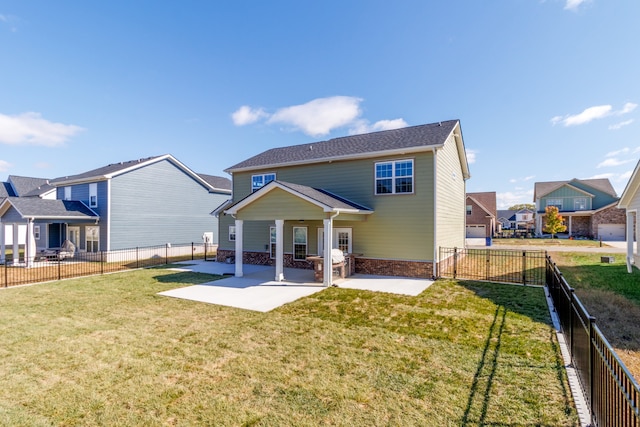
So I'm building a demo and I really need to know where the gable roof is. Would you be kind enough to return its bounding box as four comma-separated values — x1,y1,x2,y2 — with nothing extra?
534,178,617,200
497,210,516,221
226,120,469,177
0,197,99,220
0,181,16,198
197,173,232,192
466,192,496,217
619,160,640,208
224,180,373,216
7,175,53,197
50,154,231,194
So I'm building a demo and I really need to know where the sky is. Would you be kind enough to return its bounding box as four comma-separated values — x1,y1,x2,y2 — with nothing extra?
1,0,638,208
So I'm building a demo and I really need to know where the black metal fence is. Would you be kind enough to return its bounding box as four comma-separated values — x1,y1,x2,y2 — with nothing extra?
438,247,546,286
1,242,214,288
546,255,640,426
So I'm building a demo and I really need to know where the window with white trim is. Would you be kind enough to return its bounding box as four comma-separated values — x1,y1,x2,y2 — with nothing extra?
229,225,236,241
34,226,40,240
293,227,307,261
89,183,98,208
546,198,563,210
86,226,99,253
64,186,71,200
574,198,587,210
375,159,413,194
269,226,277,258
252,173,276,192
466,205,472,215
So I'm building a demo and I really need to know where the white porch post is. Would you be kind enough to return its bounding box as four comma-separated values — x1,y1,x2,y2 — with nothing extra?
323,217,334,287
234,219,244,277
275,219,284,281
0,222,4,264
26,219,36,268
627,211,635,273
12,224,19,264
568,216,572,236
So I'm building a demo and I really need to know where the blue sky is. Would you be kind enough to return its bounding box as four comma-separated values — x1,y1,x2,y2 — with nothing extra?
1,0,638,208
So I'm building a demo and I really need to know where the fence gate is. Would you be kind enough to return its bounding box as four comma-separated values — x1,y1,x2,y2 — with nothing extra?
438,247,547,286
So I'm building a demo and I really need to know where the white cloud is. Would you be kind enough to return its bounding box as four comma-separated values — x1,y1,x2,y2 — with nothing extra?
0,112,84,146
605,148,630,157
348,118,408,135
231,106,267,126
465,149,477,164
267,96,362,137
497,189,534,209
564,0,589,11
551,102,636,127
0,159,11,172
0,14,19,32
609,119,635,131
596,158,635,168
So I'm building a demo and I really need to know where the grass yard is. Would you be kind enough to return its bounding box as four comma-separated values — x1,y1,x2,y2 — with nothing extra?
550,251,640,382
493,238,607,248
0,268,577,426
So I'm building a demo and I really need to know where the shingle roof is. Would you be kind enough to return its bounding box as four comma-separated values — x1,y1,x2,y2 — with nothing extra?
497,210,517,221
466,192,497,217
7,175,51,197
277,181,373,211
51,155,165,184
226,120,460,172
0,182,16,198
1,197,99,220
197,174,232,192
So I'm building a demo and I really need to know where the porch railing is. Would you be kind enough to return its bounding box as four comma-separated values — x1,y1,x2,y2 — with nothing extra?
1,242,214,288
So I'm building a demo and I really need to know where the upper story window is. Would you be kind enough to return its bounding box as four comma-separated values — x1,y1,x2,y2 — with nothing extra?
546,198,563,210
252,173,275,192
375,159,413,195
89,183,98,208
574,198,587,211
64,186,71,201
229,225,236,241
466,205,472,215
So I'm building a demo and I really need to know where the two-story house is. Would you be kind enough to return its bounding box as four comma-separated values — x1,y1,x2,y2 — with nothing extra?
497,209,535,232
533,178,626,240
0,154,231,264
618,160,640,272
465,192,496,240
216,120,471,285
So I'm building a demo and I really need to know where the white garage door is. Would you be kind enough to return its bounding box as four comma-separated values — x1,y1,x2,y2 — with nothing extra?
598,224,625,241
466,225,486,238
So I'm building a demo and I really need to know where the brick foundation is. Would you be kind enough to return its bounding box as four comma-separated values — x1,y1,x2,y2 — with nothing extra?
216,249,313,270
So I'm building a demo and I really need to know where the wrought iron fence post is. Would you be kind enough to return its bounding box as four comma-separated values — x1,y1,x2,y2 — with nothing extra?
57,256,61,281
453,247,457,279
165,243,169,265
136,247,139,269
522,251,527,285
589,315,596,426
3,262,6,288
101,251,104,275
191,242,194,261
486,249,490,281
204,242,207,261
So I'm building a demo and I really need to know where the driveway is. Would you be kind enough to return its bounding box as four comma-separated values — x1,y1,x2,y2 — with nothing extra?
158,260,434,312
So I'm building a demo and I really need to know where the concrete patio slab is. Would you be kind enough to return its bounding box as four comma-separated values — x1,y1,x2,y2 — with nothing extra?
158,260,434,311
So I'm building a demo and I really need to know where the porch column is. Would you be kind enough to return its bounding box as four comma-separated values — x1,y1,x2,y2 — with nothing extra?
275,219,284,281
323,217,334,287
12,224,19,264
0,222,5,264
568,216,572,236
235,219,243,277
26,219,36,268
627,211,635,273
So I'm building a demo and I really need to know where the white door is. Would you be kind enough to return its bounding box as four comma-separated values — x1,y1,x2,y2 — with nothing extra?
598,224,625,241
68,226,80,251
466,225,486,238
317,228,352,255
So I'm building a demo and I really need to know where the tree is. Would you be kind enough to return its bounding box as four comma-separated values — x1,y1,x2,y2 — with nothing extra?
543,206,567,238
508,203,535,211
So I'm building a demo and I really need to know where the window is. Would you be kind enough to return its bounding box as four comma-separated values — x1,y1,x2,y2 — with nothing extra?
34,226,40,240
546,198,563,210
574,198,587,210
293,227,307,261
466,205,472,215
375,160,413,194
252,173,276,192
229,226,236,241
269,226,277,258
86,226,99,253
89,183,98,208
64,186,71,200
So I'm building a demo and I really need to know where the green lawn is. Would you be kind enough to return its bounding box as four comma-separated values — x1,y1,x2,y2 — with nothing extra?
0,268,577,426
493,237,606,247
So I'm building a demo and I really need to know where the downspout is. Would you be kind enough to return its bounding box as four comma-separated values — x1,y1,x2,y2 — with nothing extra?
106,179,111,251
433,149,438,279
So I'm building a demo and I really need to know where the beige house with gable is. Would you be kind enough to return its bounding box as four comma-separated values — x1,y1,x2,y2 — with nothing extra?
215,120,471,285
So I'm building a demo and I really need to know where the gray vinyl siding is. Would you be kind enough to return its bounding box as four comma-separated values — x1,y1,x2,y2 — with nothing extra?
55,181,108,250
109,159,228,249
1,205,23,222
221,150,438,261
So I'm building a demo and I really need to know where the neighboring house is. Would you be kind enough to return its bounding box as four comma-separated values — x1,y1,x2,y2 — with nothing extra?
617,160,640,272
0,154,231,264
465,192,496,238
216,120,471,285
497,209,535,232
533,178,626,240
